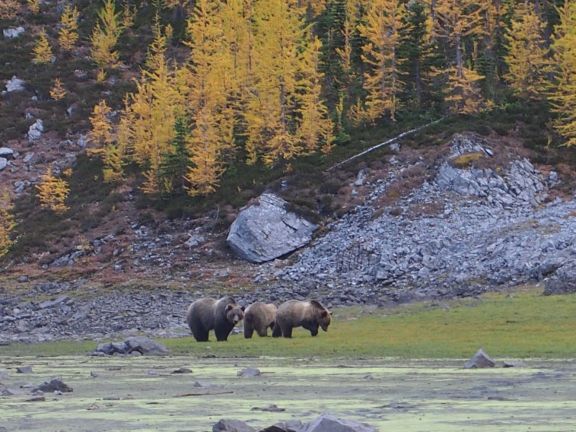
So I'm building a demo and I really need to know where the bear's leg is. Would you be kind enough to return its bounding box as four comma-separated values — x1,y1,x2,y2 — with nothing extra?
256,326,268,337
309,324,319,337
272,321,282,338
192,326,210,342
244,324,254,339
281,325,293,338
215,324,233,341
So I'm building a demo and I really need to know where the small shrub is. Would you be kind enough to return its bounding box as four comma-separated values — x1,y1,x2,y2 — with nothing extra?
450,152,485,169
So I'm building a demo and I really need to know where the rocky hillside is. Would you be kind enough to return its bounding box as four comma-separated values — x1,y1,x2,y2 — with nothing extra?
252,133,576,304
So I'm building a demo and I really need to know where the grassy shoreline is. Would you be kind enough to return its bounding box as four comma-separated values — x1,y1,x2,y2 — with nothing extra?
3,287,575,359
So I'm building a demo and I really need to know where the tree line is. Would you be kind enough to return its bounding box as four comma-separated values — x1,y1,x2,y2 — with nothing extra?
1,0,575,258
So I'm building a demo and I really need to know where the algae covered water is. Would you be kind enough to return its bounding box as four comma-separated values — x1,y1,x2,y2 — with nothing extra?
1,356,576,431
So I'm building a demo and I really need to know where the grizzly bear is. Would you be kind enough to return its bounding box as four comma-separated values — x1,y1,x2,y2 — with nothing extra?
272,300,331,338
243,302,277,338
186,296,244,342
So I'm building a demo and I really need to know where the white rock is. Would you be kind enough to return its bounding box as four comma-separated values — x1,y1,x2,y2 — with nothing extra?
3,26,25,39
77,134,87,148
0,158,7,171
0,147,14,159
5,76,25,92
185,234,205,248
27,119,44,141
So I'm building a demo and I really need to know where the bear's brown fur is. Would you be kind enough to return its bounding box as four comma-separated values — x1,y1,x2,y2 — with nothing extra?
186,296,244,342
272,300,331,338
243,302,277,338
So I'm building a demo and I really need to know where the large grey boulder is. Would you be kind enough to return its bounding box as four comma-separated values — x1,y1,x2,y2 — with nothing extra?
92,336,169,356
260,420,304,432
227,193,317,263
301,414,376,432
544,261,576,295
0,158,6,171
124,336,169,355
212,419,256,432
464,349,496,369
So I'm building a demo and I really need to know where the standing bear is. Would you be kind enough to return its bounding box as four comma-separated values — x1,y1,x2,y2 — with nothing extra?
186,296,244,342
243,302,277,338
272,300,331,338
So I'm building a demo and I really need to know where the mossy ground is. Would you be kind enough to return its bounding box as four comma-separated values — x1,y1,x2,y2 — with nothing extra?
5,287,576,359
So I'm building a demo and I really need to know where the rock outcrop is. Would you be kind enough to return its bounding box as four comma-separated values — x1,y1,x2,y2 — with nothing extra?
259,133,576,303
227,193,317,263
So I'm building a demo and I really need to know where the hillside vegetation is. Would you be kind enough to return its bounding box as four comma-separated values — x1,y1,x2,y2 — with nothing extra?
0,0,575,271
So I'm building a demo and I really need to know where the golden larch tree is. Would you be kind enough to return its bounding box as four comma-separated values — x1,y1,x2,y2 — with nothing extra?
504,2,550,99
550,0,576,146
357,0,406,122
89,100,124,182
220,0,255,114
89,100,113,146
297,36,334,154
36,168,70,214
59,4,80,51
0,194,15,258
91,0,123,79
27,0,40,14
118,21,183,193
33,30,54,64
122,0,136,28
245,0,302,166
183,0,233,195
50,78,67,100
433,0,486,113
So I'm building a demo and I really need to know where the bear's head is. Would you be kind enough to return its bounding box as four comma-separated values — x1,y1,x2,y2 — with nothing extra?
311,300,331,332
225,303,245,325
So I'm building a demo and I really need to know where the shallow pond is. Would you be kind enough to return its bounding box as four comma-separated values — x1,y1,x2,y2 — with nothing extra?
1,356,575,431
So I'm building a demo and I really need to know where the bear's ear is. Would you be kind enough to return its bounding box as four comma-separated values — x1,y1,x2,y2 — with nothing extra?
321,310,328,318
225,304,233,312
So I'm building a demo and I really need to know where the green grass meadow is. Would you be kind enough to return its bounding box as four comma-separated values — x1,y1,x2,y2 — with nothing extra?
4,288,576,359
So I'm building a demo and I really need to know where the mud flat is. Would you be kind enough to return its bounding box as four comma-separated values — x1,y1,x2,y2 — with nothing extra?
1,356,575,431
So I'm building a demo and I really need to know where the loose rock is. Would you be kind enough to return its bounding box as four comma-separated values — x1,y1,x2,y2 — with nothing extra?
301,414,376,432
237,367,261,378
34,378,73,393
0,147,14,159
5,76,25,92
27,119,44,141
212,419,256,432
16,366,33,374
171,367,192,374
464,349,496,369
